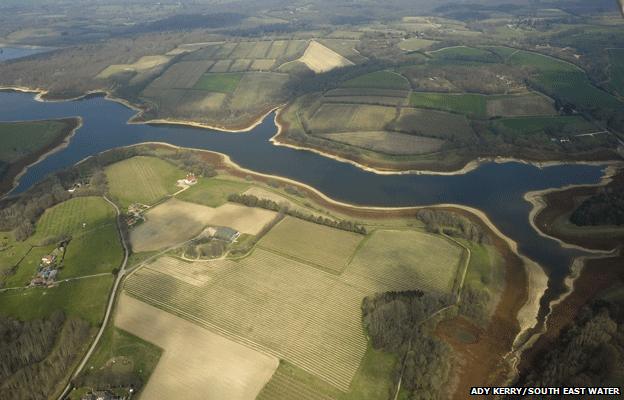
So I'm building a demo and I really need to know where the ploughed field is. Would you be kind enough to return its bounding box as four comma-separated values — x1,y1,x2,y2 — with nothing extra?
124,218,465,392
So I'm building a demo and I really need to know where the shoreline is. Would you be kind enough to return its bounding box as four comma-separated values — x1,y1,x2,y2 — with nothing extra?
1,85,619,177
523,164,619,254
0,116,83,198
518,165,623,375
270,107,620,176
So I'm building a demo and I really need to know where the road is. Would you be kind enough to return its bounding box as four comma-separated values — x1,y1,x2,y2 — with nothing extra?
57,196,129,400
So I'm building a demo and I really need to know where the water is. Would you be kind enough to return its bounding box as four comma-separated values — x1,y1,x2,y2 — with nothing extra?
0,46,52,62
0,90,606,319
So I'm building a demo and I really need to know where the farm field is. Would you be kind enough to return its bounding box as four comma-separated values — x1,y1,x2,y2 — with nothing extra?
105,156,183,208
399,38,438,51
340,71,409,90
342,229,464,294
319,131,445,155
298,40,354,73
115,294,278,400
258,217,363,273
34,196,116,240
125,222,463,392
485,93,556,117
97,55,171,79
61,224,123,279
0,231,37,276
429,46,499,63
124,248,370,391
306,104,396,133
192,72,242,92
409,92,488,118
76,326,162,397
491,115,598,137
392,108,475,141
177,177,249,207
0,119,75,164
0,275,113,325
129,198,276,252
316,39,365,63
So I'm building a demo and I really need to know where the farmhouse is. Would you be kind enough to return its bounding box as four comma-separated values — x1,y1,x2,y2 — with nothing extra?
183,172,198,185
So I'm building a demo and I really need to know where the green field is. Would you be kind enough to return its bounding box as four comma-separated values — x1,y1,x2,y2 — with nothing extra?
0,119,74,163
76,326,162,394
343,229,464,294
105,156,183,208
392,108,475,141
34,196,116,240
193,73,242,92
0,231,34,275
0,276,113,324
409,92,487,118
3,245,56,288
608,49,624,96
430,46,499,63
399,38,437,52
176,177,250,207
259,217,363,273
61,224,123,279
341,71,410,90
491,116,597,137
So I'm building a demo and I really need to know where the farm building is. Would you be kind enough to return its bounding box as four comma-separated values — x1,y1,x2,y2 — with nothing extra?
214,226,240,242
183,172,198,185
41,254,56,266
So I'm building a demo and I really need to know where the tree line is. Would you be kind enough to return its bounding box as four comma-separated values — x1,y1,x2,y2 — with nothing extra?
416,209,490,244
227,193,367,234
0,311,91,400
362,291,452,399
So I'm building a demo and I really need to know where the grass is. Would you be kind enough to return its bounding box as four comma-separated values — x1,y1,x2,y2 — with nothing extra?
78,326,162,392
344,229,464,294
3,245,56,288
485,93,556,117
0,231,33,275
491,116,597,137
105,156,182,208
259,217,364,273
193,72,242,92
409,92,487,118
430,46,499,63
0,275,114,325
0,119,74,163
399,38,437,52
341,71,409,90
61,224,123,279
34,196,116,240
176,177,249,207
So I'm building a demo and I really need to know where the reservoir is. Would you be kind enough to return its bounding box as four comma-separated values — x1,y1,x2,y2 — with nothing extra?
0,46,53,62
0,90,606,322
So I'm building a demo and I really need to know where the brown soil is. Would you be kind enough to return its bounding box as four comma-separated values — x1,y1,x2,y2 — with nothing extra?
0,117,81,196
